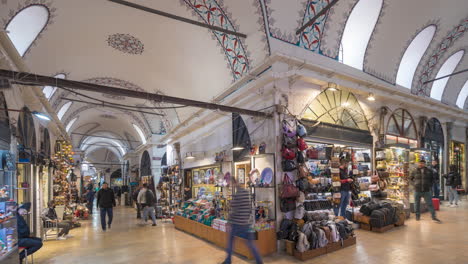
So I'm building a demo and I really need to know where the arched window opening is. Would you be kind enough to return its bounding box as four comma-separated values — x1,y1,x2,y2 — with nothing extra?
65,117,78,132
302,89,369,131
386,109,418,147
43,73,66,100
456,80,468,109
430,50,464,100
6,5,49,56
133,124,147,145
57,102,72,120
396,26,436,88
339,0,383,70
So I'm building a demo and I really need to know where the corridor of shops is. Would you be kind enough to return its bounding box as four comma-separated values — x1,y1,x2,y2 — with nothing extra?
1,0,468,263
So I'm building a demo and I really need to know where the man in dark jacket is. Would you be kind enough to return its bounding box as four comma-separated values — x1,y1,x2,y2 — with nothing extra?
410,160,441,222
443,165,462,207
17,203,43,263
96,182,116,231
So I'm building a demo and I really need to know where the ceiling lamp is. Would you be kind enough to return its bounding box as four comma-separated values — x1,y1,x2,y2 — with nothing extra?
342,102,350,107
32,111,52,121
185,152,195,159
326,82,338,92
232,146,244,151
367,93,376,101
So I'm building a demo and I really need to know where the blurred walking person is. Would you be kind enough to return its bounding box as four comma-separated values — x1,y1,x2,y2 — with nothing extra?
137,183,157,226
96,182,116,231
444,165,462,207
222,178,263,264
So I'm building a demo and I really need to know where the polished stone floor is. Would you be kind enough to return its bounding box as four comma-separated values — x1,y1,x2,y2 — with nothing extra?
34,199,468,264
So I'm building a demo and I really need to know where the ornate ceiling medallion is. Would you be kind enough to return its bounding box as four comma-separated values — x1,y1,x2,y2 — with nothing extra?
107,33,144,55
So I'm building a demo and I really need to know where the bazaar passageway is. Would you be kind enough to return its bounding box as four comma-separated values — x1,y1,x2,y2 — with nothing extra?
34,203,468,264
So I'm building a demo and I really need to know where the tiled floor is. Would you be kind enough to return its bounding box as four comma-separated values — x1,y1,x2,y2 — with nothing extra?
34,199,468,264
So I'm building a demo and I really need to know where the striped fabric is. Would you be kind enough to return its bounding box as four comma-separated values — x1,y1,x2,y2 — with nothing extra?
229,187,252,225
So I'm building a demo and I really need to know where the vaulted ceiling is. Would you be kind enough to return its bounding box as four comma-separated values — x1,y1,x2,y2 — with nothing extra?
0,0,467,166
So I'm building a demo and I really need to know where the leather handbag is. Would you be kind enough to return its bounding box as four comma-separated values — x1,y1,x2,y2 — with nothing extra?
332,175,340,182
371,175,380,183
369,184,380,192
280,173,299,199
298,165,309,178
282,160,297,172
297,151,305,164
306,148,319,160
280,198,296,212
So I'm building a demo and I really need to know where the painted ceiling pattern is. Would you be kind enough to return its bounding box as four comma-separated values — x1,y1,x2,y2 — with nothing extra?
416,18,468,96
298,0,332,54
84,77,144,100
181,0,250,80
107,33,144,55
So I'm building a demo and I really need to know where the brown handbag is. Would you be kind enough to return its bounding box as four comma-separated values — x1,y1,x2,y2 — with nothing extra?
298,165,309,178
332,175,341,182
371,175,380,183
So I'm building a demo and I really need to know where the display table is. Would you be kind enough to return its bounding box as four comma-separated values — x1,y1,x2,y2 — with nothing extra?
174,215,276,259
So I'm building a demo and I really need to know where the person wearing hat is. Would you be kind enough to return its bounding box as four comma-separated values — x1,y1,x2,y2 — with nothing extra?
410,159,441,222
96,182,116,231
17,202,43,262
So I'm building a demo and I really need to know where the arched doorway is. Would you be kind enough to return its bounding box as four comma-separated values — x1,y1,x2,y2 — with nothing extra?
422,118,444,197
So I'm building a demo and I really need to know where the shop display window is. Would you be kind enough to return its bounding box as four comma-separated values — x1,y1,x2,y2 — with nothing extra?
450,141,466,189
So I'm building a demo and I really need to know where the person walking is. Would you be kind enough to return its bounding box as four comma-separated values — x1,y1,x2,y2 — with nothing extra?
17,203,43,263
443,165,462,207
42,201,73,240
222,178,263,264
430,160,440,198
96,182,116,231
133,186,142,219
410,159,441,222
334,159,353,217
137,183,157,226
113,186,122,206
85,189,95,214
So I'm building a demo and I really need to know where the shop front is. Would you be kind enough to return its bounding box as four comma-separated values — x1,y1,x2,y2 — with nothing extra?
375,108,419,214
174,113,277,259
0,92,18,263
16,107,37,234
449,141,466,190
421,118,444,197
35,128,52,236
301,89,374,203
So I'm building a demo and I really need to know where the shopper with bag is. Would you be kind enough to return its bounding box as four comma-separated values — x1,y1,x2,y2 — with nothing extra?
443,165,462,207
410,159,441,222
222,177,263,264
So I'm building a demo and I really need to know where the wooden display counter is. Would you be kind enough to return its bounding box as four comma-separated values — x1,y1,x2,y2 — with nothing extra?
174,215,276,259
293,236,357,261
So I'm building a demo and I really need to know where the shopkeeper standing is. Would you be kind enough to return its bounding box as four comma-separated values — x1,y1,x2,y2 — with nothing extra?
334,159,353,217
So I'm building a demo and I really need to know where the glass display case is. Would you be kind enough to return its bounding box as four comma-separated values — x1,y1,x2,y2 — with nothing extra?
376,145,410,210
0,150,18,263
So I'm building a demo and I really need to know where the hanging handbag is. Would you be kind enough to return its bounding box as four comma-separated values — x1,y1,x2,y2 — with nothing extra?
297,137,308,151
368,184,380,192
306,148,319,160
282,147,296,160
282,160,297,172
371,175,380,183
297,151,305,164
297,122,307,138
298,165,309,178
280,173,299,199
280,198,297,212
283,135,297,148
363,153,371,162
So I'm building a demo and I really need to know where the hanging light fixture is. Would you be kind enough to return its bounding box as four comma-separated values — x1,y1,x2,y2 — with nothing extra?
231,146,244,151
367,93,376,101
326,82,338,92
32,111,52,121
